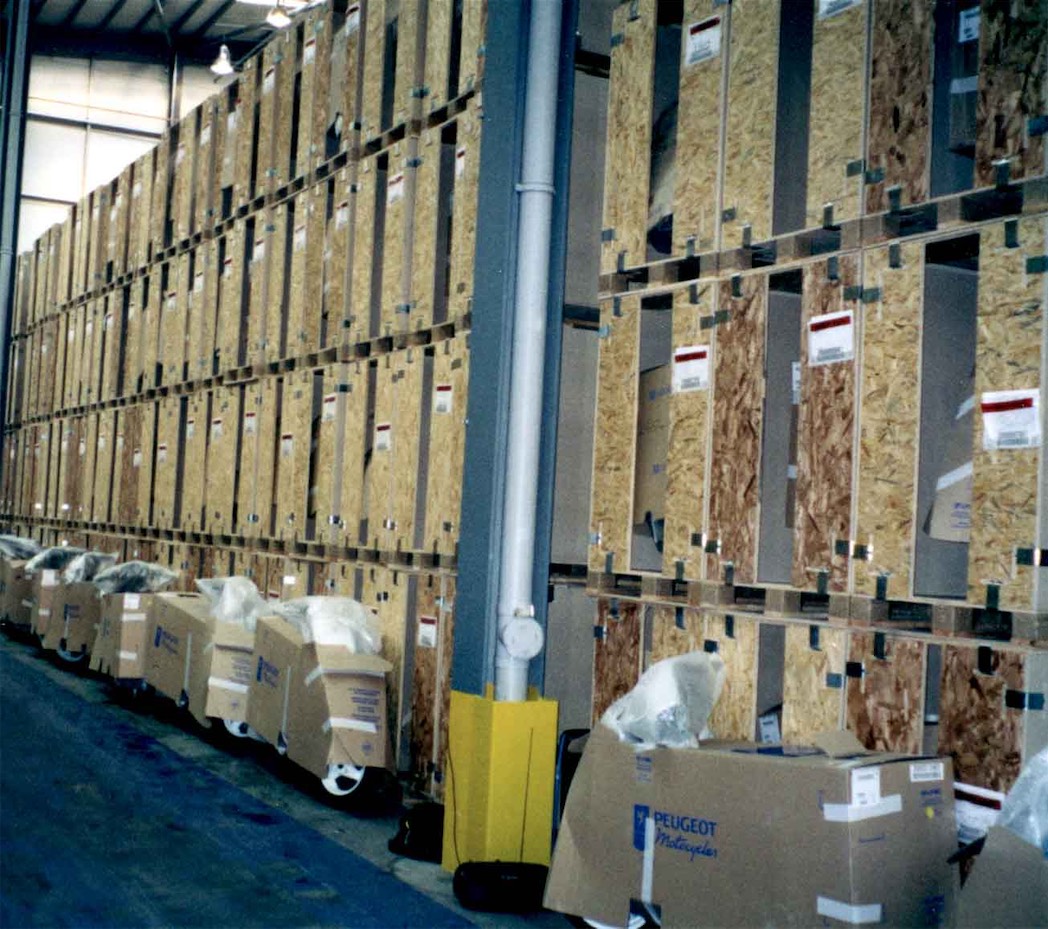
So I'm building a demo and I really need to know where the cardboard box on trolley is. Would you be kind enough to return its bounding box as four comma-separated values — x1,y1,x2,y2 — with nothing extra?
29,569,64,640
544,725,959,929
41,581,101,656
0,559,33,627
90,592,155,680
246,615,393,778
144,592,256,727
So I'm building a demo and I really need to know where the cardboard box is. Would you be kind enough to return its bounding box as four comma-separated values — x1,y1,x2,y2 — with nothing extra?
247,615,393,779
633,365,671,525
954,826,1048,928
0,559,33,627
545,725,958,928
41,581,101,655
29,569,63,640
90,593,154,679
144,592,256,727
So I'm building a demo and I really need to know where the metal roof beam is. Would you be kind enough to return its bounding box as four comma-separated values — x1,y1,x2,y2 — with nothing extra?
27,23,254,64
58,0,91,28
188,0,235,39
94,0,132,30
170,0,208,34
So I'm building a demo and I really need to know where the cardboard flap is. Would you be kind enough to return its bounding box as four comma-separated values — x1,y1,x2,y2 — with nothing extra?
210,618,256,650
309,646,392,676
813,729,867,758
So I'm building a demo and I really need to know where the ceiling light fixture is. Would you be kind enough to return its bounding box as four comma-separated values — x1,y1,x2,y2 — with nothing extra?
210,44,235,76
266,2,292,28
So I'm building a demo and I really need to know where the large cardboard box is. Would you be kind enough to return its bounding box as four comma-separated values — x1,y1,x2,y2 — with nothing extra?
145,592,255,727
29,570,63,640
0,559,33,627
247,615,393,778
633,365,671,525
545,726,958,928
42,581,101,655
954,826,1048,928
90,593,154,679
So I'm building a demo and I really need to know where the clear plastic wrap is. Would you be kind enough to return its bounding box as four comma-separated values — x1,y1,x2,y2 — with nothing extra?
601,651,726,749
0,535,42,560
24,546,87,575
272,596,382,654
195,576,269,630
92,560,179,595
998,747,1048,858
61,552,119,583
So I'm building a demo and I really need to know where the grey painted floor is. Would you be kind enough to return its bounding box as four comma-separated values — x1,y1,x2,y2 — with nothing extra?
0,632,567,929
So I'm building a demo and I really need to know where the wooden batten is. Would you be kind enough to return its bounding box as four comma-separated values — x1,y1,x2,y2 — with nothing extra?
393,0,425,130
781,621,847,744
592,598,643,723
83,300,105,407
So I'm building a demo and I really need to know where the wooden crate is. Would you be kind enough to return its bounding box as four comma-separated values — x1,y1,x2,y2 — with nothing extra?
298,9,334,172
203,386,242,536
180,391,209,531
237,377,279,538
234,58,260,209
286,184,325,359
275,370,315,541
360,0,424,143
217,222,248,373
152,396,181,529
186,241,220,383
323,165,357,348
592,598,644,723
171,108,198,245
380,136,417,337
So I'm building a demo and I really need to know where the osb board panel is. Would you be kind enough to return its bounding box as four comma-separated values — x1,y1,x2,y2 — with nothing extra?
974,0,1048,186
171,112,197,243
57,214,74,305
422,0,453,112
194,99,216,233
91,412,115,524
968,217,1045,609
100,296,123,403
349,158,378,342
263,204,291,364
722,0,779,248
649,605,703,664
117,405,141,525
673,1,727,257
187,241,220,382
853,242,922,597
135,403,157,526
313,366,343,539
366,355,396,550
588,296,640,573
71,199,87,299
325,167,356,348
846,631,925,754
218,223,247,372
792,258,859,592
865,0,932,213
300,11,333,171
459,0,486,94
152,397,181,528
110,168,130,277
202,385,241,534
381,139,416,338
334,4,364,156
662,284,714,580
706,275,766,584
806,0,868,228
33,424,51,517
704,612,758,741
273,30,297,189
141,268,163,390
255,43,278,199
938,643,1026,792
122,279,144,396
87,191,107,291
62,307,80,410
86,301,107,406
239,378,279,538
361,565,411,762
423,336,469,557
78,413,98,520
180,392,209,531
128,151,154,272
600,0,655,275
781,622,847,744
234,58,259,206
392,0,424,128
220,87,238,192
410,124,442,332
276,370,314,541
592,598,642,724
391,349,426,553
410,573,441,789
247,213,273,366
286,189,321,360
150,131,171,254
360,0,389,141
335,361,369,547
447,102,481,321
46,423,62,519
160,254,189,386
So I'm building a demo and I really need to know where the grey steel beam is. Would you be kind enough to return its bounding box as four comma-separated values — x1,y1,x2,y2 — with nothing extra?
28,110,163,140
58,0,91,28
94,0,133,31
170,0,208,34
189,0,235,39
27,24,254,64
130,3,157,33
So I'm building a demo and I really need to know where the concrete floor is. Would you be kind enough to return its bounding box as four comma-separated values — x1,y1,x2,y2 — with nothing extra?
0,632,567,929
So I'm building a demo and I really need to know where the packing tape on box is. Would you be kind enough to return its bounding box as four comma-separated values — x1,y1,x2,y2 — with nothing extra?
118,650,138,661
37,608,50,618
816,897,883,925
322,717,378,734
122,612,147,622
305,666,385,686
822,794,901,823
207,676,249,694
640,815,655,904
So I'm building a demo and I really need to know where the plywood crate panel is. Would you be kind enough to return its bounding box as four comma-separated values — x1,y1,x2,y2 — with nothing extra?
312,365,343,541
127,151,154,272
706,273,767,584
46,421,63,519
286,185,325,360
159,254,190,386
853,241,923,597
447,103,482,321
263,202,292,365
186,241,220,383
275,370,315,541
381,137,417,338
99,293,124,403
171,109,197,244
56,214,74,307
422,0,453,114
91,410,116,524
968,217,1046,610
334,361,369,548
704,612,759,741
217,223,248,373
298,10,334,172
865,0,933,214
122,277,146,396
246,211,273,366
194,98,218,234
588,296,641,573
87,188,110,291
410,123,444,332
781,621,848,744
649,604,703,664
238,378,279,538
134,402,157,527
141,268,163,390
806,0,869,229
255,33,296,199
82,301,105,407
662,283,714,580
592,598,643,723
152,397,181,529
77,413,99,521
348,157,379,343
204,386,241,536
792,257,860,592
330,3,364,158
180,392,209,531
600,0,655,275
234,58,260,208
845,630,925,754
150,130,171,256
116,405,141,526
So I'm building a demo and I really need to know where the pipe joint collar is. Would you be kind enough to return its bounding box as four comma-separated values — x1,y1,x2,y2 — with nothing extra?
499,616,544,661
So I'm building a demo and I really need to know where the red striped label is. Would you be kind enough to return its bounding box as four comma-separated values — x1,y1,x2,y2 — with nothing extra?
981,397,1034,414
675,349,707,363
810,314,851,333
690,17,719,34
376,424,391,432
435,385,453,393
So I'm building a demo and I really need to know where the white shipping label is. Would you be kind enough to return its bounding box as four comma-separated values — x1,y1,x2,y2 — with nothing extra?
819,0,863,18
223,256,234,278
116,435,125,451
336,201,350,228
959,7,980,42
456,147,467,179
110,207,118,223
263,67,276,94
791,361,802,405
79,440,86,457
981,389,1040,450
322,394,338,421
166,290,178,311
97,435,106,450
133,448,142,468
244,411,258,435
851,768,881,807
758,712,781,745
672,345,710,393
157,444,168,464
211,418,223,438
194,272,204,294
909,761,944,783
417,615,438,648
104,313,113,331
254,239,266,264
281,433,294,458
387,173,405,205
227,111,238,133
133,181,142,199
808,310,854,366
294,224,307,252
433,384,454,414
304,38,317,64
684,17,721,66
200,125,211,147
374,423,392,451
283,575,297,587
125,594,142,610
176,144,186,166
346,4,361,34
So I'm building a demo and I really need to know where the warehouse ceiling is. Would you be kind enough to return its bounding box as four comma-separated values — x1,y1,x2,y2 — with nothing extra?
29,0,304,65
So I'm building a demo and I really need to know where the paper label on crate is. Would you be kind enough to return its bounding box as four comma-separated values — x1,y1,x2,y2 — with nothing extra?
85,319,93,338
958,6,980,42
97,434,106,450
227,110,238,133
280,433,294,458
909,761,944,783
818,0,862,18
758,712,781,744
42,570,58,588
322,394,338,421
243,411,257,434
211,418,223,438
808,310,854,366
223,256,234,278
185,418,196,439
672,345,710,393
200,124,211,148
304,37,317,64
851,768,881,806
792,361,802,404
194,271,204,294
69,326,75,342
133,448,142,467
103,313,113,332
116,434,124,451
133,181,142,199
109,206,118,223
374,422,392,451
294,224,307,252
954,783,1003,844
157,444,167,463
455,146,467,179
684,17,721,66
176,143,186,167
336,200,350,228
253,238,266,263
125,594,142,610
417,615,438,648
433,384,454,413
79,439,86,457
981,389,1040,450
387,173,405,205
816,898,883,926
345,4,361,35
166,290,178,311
263,67,276,94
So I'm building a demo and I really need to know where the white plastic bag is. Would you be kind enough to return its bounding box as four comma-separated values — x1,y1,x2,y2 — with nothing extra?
601,651,726,749
0,535,42,560
92,561,179,594
195,576,269,630
998,747,1048,858
62,551,119,583
272,596,382,654
25,546,86,575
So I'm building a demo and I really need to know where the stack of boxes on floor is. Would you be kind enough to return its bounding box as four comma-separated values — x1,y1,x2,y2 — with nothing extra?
1,0,486,794
587,0,1046,821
